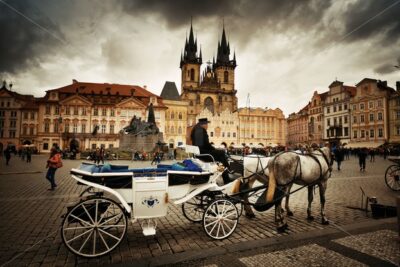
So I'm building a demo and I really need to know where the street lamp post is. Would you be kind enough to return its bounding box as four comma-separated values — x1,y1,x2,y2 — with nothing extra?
58,116,63,150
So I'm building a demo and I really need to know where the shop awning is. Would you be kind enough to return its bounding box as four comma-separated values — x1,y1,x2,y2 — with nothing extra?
344,142,383,148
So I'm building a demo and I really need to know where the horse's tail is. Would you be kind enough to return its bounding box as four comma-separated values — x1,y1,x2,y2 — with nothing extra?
266,161,276,203
231,179,241,194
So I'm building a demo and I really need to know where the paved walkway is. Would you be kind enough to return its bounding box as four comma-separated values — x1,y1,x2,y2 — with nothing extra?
0,155,398,266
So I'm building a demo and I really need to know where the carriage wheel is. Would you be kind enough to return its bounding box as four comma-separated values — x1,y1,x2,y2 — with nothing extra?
203,199,239,240
61,197,127,257
385,165,400,191
182,195,210,223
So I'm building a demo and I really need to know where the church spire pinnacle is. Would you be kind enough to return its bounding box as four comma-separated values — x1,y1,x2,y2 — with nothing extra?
180,18,202,68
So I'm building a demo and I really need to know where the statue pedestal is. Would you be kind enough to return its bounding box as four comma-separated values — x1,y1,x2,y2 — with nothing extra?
119,133,163,152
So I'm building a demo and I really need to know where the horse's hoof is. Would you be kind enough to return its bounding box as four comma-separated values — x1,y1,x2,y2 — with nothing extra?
287,211,294,216
245,213,256,219
307,216,314,221
277,224,288,233
322,219,329,225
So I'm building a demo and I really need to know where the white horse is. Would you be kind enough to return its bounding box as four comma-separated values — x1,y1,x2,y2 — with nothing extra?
231,155,271,218
265,147,332,231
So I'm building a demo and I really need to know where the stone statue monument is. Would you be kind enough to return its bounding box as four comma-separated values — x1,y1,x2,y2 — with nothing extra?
119,103,163,152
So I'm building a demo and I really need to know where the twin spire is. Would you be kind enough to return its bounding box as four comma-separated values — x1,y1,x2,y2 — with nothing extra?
180,19,237,69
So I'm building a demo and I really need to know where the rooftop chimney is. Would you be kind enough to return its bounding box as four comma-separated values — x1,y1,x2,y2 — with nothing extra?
72,79,78,84
396,81,400,92
143,85,147,90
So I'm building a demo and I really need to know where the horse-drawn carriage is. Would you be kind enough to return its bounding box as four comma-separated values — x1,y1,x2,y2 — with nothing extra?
61,146,333,258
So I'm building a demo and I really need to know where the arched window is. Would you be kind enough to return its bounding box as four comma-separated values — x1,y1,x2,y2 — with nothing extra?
171,112,175,119
190,69,195,81
178,127,182,134
178,112,182,120
204,97,214,113
171,126,174,134
224,71,229,83
189,101,193,106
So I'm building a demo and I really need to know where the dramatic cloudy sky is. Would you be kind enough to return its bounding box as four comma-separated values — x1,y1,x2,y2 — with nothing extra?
1,0,399,115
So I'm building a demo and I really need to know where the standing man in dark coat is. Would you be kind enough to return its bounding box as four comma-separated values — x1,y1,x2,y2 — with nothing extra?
191,118,230,184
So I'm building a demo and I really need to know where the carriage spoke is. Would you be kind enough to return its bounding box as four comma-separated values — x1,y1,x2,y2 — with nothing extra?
70,214,93,227
66,229,93,244
92,229,97,255
221,220,233,232
215,221,221,237
82,204,95,225
204,219,219,228
98,228,121,241
78,230,94,253
97,204,112,224
220,221,227,237
64,225,93,231
99,213,123,227
95,200,99,223
98,230,110,250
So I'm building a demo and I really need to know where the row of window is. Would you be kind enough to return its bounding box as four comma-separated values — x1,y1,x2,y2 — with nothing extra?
0,130,16,138
165,126,183,134
43,123,116,134
327,127,349,137
326,104,348,114
166,112,184,120
0,101,11,108
353,128,384,138
0,110,17,117
44,105,117,117
23,112,36,120
353,112,383,123
210,132,237,138
352,100,383,111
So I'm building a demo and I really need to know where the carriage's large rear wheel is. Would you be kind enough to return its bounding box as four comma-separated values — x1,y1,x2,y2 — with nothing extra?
203,199,239,240
61,197,127,257
385,164,400,191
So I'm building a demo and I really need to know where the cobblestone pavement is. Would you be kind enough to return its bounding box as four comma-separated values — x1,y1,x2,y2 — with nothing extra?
0,154,398,266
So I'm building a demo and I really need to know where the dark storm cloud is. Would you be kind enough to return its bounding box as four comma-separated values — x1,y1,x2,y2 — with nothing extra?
342,0,400,43
121,0,332,37
0,0,63,73
374,56,400,74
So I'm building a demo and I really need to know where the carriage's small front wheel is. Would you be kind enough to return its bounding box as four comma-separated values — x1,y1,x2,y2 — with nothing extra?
61,197,127,257
203,199,239,240
385,164,400,191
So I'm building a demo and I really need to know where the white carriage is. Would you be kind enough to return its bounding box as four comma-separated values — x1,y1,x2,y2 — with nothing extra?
61,146,241,258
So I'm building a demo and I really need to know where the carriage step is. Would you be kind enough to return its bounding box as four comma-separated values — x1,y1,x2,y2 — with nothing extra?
141,219,157,236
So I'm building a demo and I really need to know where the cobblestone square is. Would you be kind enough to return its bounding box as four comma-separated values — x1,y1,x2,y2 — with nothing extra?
0,154,398,266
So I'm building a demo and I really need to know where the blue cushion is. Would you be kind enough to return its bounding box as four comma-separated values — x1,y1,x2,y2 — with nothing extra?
101,163,112,173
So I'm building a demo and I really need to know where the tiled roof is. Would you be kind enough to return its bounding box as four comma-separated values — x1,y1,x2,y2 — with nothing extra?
160,81,180,101
48,81,159,98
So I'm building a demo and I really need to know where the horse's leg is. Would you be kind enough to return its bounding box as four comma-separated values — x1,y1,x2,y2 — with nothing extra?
275,199,288,232
243,179,256,218
307,185,314,221
319,180,329,225
284,184,294,216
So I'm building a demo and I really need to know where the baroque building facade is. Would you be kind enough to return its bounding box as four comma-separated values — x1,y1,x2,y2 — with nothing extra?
348,79,394,147
287,78,399,148
238,107,286,146
32,80,166,152
0,81,39,152
388,82,400,143
323,81,355,145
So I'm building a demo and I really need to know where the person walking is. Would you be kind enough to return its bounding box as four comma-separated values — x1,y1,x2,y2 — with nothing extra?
26,148,32,163
99,147,105,164
45,147,62,190
4,147,11,166
334,146,344,171
369,149,375,162
358,147,368,172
